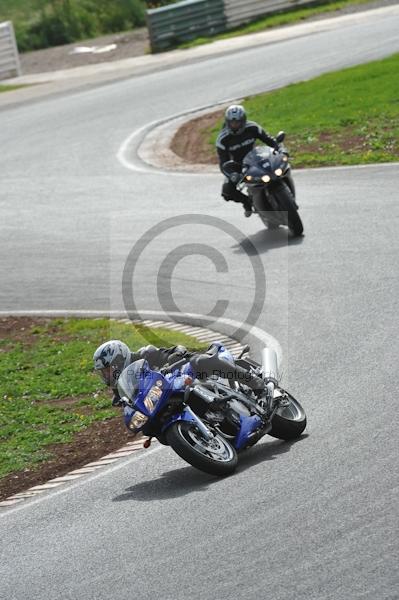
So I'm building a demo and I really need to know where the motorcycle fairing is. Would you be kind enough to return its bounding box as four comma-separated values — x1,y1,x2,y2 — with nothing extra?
243,146,288,183
160,407,202,434
234,414,263,450
120,365,176,431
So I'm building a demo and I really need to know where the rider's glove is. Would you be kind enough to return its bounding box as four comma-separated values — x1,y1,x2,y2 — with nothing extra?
112,393,122,407
229,172,241,184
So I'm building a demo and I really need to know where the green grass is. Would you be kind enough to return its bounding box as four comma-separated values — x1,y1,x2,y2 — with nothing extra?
179,0,376,50
0,0,30,22
207,53,399,167
0,318,205,478
0,84,26,93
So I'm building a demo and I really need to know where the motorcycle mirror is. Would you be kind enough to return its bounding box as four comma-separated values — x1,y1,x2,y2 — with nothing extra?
276,131,285,143
237,344,250,359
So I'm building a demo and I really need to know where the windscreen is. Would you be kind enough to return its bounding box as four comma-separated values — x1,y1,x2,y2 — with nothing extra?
117,359,146,401
243,146,273,168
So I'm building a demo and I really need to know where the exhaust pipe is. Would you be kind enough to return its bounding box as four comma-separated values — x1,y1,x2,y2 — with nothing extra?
261,348,279,385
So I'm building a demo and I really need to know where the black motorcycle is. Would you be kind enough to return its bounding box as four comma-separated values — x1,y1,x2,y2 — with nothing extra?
223,132,303,236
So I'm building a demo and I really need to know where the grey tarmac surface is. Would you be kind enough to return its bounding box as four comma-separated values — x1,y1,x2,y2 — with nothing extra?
1,6,399,600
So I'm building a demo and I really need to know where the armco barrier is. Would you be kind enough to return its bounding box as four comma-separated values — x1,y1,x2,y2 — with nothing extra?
224,0,321,29
147,0,325,51
0,21,21,80
146,0,226,52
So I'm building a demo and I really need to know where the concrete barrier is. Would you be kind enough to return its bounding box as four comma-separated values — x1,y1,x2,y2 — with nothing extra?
0,21,21,80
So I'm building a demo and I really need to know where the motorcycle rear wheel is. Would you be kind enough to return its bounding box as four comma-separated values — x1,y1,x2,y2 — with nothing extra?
269,392,307,440
166,421,238,476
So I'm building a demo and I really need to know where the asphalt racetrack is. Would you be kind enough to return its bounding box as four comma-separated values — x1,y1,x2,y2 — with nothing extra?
1,7,398,600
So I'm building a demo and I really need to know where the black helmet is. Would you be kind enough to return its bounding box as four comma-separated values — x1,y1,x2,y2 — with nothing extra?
225,104,247,135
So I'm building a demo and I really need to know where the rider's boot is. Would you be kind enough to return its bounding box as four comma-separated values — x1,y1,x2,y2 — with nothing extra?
243,200,253,218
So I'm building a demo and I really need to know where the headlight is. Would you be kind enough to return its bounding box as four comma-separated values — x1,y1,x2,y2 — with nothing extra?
275,168,283,176
128,411,148,431
261,175,271,183
282,156,288,162
245,175,253,181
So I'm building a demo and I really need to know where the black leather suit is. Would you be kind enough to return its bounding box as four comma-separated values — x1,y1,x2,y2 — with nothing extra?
216,120,278,209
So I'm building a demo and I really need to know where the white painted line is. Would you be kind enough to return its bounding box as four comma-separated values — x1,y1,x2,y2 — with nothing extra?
124,444,144,450
194,332,225,341
0,499,23,507
141,320,171,327
84,459,119,467
118,441,142,447
228,344,245,353
47,474,85,482
102,451,136,459
187,328,216,337
116,98,239,177
0,444,163,517
7,492,41,499
68,467,101,475
29,482,65,490
164,324,192,332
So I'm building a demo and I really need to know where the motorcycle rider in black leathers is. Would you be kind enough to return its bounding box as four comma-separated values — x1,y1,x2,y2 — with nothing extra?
216,104,279,217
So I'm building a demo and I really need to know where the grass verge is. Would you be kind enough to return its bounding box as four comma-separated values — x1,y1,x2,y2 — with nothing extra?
179,0,378,50
0,84,26,93
0,318,205,479
205,53,399,167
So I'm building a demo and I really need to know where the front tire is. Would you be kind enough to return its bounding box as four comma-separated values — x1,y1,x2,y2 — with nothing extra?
273,182,304,237
166,421,238,476
269,391,307,440
251,188,279,230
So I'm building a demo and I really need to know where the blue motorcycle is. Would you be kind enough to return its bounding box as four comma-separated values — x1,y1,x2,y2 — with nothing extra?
117,344,306,476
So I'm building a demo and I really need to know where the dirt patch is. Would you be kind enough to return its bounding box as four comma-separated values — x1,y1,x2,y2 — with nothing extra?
0,415,135,500
20,29,150,75
170,110,224,164
288,130,368,156
0,316,50,343
0,316,137,501
170,110,223,165
0,316,81,352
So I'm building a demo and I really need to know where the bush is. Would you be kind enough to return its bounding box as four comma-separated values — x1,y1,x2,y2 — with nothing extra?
144,1,177,7
96,0,145,33
17,0,146,52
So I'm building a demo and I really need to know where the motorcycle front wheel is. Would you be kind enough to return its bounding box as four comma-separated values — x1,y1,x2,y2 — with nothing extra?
166,421,238,476
251,191,280,230
273,182,303,237
269,391,307,440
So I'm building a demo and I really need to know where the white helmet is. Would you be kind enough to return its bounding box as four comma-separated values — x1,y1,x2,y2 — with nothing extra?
93,340,131,387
